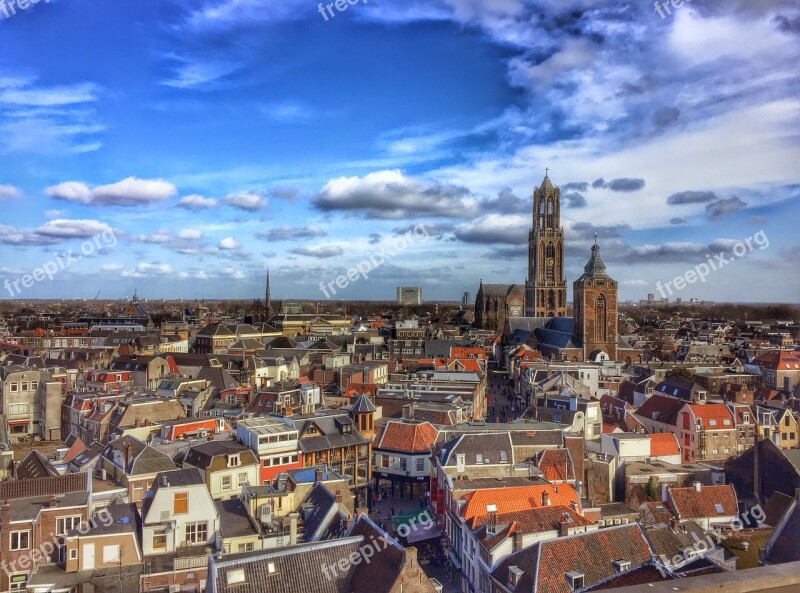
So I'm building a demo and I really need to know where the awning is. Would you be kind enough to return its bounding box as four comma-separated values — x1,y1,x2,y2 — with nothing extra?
447,551,463,570
406,522,443,543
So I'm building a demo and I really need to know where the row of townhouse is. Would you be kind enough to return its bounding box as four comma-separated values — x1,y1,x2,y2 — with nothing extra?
635,394,798,464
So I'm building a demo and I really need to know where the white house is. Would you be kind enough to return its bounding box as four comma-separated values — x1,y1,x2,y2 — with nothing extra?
142,468,220,556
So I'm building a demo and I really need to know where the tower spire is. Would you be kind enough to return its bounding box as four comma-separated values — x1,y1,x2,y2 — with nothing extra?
265,268,273,319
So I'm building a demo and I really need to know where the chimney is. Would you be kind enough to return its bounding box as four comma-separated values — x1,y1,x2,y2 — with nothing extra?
513,531,524,552
288,512,299,546
49,495,58,508
125,443,132,469
661,482,669,503
541,491,550,506
559,516,569,537
315,466,323,482
694,482,701,493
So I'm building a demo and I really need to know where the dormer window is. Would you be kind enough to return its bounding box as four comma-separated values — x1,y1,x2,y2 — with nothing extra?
565,571,584,591
509,566,523,589
228,454,241,467
613,559,630,573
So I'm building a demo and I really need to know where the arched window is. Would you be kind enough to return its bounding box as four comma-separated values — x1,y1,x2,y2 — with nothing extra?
596,295,607,342
546,198,555,228
538,199,547,230
548,290,555,310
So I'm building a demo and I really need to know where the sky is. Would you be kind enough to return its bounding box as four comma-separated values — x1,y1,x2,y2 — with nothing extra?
0,0,798,303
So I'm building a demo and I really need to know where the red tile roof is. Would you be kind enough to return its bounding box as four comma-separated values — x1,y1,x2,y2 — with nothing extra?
754,350,800,371
537,449,575,481
461,483,580,521
493,524,654,593
375,421,438,454
688,403,734,430
648,433,680,457
450,347,486,359
668,484,738,519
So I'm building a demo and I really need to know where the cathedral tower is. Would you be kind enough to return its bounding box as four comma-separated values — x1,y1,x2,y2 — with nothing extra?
525,172,567,317
573,237,618,360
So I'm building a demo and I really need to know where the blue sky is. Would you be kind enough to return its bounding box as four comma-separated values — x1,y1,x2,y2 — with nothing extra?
0,0,798,303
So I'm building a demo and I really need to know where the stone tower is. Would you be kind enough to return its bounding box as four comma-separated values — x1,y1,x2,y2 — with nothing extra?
525,172,567,317
573,237,618,361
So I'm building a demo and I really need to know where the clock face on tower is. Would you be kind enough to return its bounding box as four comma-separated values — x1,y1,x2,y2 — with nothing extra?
546,258,554,266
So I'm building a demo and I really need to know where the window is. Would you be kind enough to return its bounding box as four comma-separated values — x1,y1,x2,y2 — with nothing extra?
173,492,188,514
238,542,254,552
152,530,167,550
69,548,78,560
227,454,240,467
10,531,30,551
9,403,28,415
132,482,144,502
20,382,28,391
9,574,27,592
399,457,407,471
381,455,389,468
9,382,18,392
222,475,232,490
416,458,425,473
238,473,248,486
103,545,120,563
185,521,208,544
57,516,83,536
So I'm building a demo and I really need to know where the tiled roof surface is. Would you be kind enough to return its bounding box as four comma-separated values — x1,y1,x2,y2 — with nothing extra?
461,483,580,521
582,560,677,590
668,484,737,519
376,421,438,454
689,403,734,430
537,449,575,481
0,472,87,500
635,395,684,426
648,433,680,457
492,524,653,593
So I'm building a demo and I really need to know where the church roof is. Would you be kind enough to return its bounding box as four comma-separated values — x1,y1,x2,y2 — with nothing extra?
576,241,614,283
480,283,518,296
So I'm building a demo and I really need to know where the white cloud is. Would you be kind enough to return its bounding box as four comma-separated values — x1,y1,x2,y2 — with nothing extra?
120,263,174,278
218,237,240,250
224,191,268,211
178,194,217,210
35,219,114,239
178,229,204,240
46,177,177,207
0,184,21,199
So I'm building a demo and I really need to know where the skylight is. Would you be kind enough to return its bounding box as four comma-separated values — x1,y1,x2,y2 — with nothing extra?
714,503,724,514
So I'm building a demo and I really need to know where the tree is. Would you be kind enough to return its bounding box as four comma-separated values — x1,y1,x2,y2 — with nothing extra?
645,476,659,501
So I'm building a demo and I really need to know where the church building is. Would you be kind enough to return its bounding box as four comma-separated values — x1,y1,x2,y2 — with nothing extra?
474,172,618,362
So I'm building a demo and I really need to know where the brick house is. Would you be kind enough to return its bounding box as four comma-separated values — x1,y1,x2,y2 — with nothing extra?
0,474,90,592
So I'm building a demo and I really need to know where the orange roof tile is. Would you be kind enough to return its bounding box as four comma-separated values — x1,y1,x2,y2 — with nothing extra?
461,483,580,521
375,421,438,454
648,433,680,457
688,403,734,430
668,484,737,519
